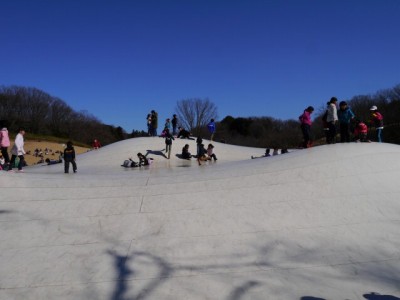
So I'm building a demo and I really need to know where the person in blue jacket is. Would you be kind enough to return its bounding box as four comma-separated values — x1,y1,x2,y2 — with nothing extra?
337,101,355,143
207,119,216,141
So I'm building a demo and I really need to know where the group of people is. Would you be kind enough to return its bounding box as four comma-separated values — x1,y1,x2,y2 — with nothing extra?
0,127,27,172
251,148,288,159
166,121,218,165
144,111,219,165
180,143,217,165
0,125,78,173
159,114,179,137
122,117,218,168
146,110,160,137
160,127,218,165
146,110,217,142
195,136,217,164
299,97,384,148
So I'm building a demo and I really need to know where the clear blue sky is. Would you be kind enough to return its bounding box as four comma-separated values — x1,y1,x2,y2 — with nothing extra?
1,0,399,132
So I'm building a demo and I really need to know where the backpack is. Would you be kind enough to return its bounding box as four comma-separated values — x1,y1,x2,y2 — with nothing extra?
165,136,172,145
122,160,130,167
375,112,383,121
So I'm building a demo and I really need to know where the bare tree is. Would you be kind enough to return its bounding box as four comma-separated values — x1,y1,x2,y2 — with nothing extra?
175,98,218,136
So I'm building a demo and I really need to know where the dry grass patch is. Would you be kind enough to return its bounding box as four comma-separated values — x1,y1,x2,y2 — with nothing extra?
23,140,90,166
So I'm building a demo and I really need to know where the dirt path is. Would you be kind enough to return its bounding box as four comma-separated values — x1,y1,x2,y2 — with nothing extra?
21,140,90,166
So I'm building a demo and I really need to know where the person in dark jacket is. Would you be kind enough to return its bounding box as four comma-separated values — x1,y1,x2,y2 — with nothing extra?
137,152,153,166
197,143,210,165
151,110,158,136
64,141,77,173
171,114,178,136
164,129,174,159
177,127,192,139
196,136,203,157
338,101,355,143
181,144,192,159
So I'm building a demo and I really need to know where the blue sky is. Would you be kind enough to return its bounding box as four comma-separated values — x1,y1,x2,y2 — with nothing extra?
1,0,399,132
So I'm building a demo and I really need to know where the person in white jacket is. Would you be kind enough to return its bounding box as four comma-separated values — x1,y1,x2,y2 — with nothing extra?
326,97,338,144
9,127,26,172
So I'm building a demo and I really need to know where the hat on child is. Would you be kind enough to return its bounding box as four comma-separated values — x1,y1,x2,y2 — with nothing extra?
370,105,378,111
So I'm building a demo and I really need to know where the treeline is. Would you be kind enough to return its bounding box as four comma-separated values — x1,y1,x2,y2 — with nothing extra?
0,86,129,145
214,116,302,148
1,84,399,148
205,84,400,148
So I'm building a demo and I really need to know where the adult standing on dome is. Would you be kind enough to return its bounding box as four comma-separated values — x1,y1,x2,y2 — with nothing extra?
151,110,158,136
9,127,26,172
326,97,338,144
171,114,178,136
338,101,355,143
207,119,216,141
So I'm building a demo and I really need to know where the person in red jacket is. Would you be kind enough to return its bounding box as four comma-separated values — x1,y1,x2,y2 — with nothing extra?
92,139,101,149
353,120,370,143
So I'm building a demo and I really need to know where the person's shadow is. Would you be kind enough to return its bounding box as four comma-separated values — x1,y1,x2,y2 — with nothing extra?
146,149,167,159
175,153,192,160
363,293,400,300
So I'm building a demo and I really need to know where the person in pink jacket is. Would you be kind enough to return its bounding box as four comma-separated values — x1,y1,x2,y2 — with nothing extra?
299,106,314,148
0,125,11,168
